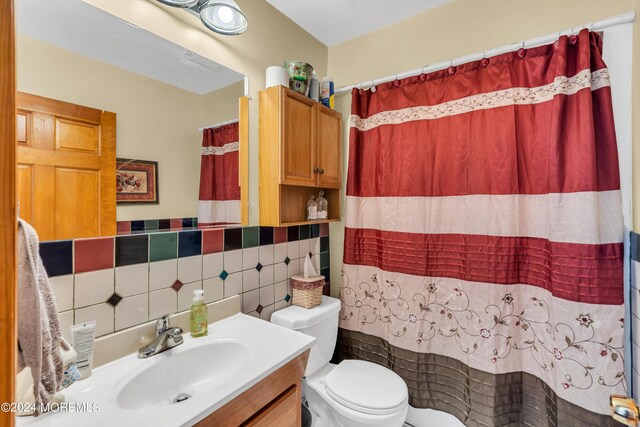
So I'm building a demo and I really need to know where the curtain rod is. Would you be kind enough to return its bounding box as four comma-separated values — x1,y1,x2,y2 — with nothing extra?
198,118,239,132
335,11,636,95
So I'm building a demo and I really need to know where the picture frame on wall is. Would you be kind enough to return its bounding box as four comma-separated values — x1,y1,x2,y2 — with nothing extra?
116,159,159,204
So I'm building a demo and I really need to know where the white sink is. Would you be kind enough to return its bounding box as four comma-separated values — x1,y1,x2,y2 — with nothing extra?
115,338,254,410
17,313,315,427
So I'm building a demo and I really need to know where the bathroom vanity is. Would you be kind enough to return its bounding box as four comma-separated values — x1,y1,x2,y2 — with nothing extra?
17,314,315,427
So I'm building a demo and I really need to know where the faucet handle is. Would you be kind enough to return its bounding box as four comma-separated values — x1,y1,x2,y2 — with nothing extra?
156,313,173,337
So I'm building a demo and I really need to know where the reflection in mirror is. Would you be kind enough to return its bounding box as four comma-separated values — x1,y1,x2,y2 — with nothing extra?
16,0,247,241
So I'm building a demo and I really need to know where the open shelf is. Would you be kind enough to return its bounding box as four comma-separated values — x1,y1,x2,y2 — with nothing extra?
278,185,341,226
280,219,340,227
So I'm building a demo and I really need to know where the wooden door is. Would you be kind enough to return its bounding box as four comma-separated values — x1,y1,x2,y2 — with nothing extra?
316,106,342,189
281,89,316,186
1,1,16,426
16,93,116,241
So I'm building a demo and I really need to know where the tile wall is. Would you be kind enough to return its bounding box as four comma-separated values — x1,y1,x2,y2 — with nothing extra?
631,231,640,399
41,224,331,341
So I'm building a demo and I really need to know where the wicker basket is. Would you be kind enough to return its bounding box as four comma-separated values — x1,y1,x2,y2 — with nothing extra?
291,275,325,309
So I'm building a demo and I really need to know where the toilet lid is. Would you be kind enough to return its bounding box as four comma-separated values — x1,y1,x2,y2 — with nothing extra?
324,360,408,416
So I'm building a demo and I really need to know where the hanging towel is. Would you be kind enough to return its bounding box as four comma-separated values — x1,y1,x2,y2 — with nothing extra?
17,219,64,415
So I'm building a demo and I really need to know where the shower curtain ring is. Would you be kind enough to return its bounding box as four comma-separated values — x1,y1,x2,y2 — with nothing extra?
419,66,428,81
370,80,376,93
447,59,456,76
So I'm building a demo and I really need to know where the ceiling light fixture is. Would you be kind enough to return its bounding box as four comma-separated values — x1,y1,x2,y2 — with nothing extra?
156,0,199,7
156,0,248,36
199,0,248,35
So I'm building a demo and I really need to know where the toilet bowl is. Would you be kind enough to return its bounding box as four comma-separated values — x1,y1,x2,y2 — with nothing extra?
271,296,408,427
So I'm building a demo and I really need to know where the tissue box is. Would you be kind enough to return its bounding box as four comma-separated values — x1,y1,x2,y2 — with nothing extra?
290,275,325,309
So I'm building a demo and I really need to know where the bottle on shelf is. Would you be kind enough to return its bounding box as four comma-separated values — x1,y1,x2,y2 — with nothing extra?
309,71,320,102
316,191,328,220
307,195,318,220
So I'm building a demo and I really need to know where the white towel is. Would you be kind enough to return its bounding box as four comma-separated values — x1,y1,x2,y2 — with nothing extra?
17,219,63,415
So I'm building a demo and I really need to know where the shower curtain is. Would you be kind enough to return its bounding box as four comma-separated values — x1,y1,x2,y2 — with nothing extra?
198,122,240,226
336,30,625,426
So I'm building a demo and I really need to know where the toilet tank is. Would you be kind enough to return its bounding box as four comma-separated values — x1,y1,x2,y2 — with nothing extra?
271,296,341,376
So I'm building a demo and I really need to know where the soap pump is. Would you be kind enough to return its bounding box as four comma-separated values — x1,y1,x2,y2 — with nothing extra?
190,289,208,338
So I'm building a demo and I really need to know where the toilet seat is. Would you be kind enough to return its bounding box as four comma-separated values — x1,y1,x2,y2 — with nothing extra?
324,360,408,416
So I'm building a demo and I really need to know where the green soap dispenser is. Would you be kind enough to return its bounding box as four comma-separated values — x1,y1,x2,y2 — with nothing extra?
190,289,208,337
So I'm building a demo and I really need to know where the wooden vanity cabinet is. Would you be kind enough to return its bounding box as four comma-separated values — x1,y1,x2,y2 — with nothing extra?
196,350,309,427
259,85,342,226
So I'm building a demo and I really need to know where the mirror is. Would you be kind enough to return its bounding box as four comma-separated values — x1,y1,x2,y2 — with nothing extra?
15,0,248,241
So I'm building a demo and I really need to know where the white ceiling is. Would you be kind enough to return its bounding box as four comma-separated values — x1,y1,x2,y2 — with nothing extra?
16,0,245,95
265,0,450,46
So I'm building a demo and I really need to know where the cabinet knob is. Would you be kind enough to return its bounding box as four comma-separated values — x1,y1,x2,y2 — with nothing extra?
319,168,325,175
313,167,320,173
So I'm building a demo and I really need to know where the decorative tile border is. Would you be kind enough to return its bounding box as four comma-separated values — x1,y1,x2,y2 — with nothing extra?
40,225,331,340
116,217,198,235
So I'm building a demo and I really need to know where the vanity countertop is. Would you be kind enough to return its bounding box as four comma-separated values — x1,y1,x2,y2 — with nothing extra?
17,313,315,427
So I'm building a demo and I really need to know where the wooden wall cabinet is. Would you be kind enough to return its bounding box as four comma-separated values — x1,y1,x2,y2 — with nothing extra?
259,85,342,226
196,350,309,427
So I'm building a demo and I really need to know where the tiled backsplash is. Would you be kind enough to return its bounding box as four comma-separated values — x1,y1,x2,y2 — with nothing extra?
41,224,331,341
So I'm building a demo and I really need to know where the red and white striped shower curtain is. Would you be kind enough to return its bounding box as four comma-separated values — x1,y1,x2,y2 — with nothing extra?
198,122,240,226
337,30,625,426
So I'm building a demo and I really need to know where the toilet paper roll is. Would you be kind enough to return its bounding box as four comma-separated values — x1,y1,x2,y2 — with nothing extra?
266,66,289,89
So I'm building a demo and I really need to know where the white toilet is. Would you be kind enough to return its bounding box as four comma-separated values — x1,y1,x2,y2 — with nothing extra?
271,296,409,427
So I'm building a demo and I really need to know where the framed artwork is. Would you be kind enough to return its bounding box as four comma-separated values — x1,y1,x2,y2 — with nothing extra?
116,159,159,204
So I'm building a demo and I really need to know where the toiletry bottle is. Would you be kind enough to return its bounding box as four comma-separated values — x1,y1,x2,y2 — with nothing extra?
309,71,320,102
307,195,318,220
320,77,335,109
317,191,328,220
190,290,208,337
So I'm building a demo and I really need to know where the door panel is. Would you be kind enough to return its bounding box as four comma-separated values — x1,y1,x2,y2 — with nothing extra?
16,110,28,146
31,112,54,150
316,107,342,188
54,168,100,239
16,93,116,240
16,164,33,223
55,118,99,153
281,91,316,186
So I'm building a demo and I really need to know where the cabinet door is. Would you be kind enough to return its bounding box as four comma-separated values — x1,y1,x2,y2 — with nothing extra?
316,106,342,188
281,90,316,186
244,386,299,427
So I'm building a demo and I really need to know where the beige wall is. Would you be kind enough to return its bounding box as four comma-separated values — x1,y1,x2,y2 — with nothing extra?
326,0,639,295
81,0,329,225
17,35,243,222
201,81,244,127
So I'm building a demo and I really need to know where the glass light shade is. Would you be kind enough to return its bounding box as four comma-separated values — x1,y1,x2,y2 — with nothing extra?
156,0,199,7
200,0,248,35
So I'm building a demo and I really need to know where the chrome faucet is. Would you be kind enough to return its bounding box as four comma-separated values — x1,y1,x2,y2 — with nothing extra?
138,314,184,358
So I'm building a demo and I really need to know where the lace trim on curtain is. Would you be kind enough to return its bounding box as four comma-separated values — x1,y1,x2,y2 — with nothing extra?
201,141,239,155
351,69,610,131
